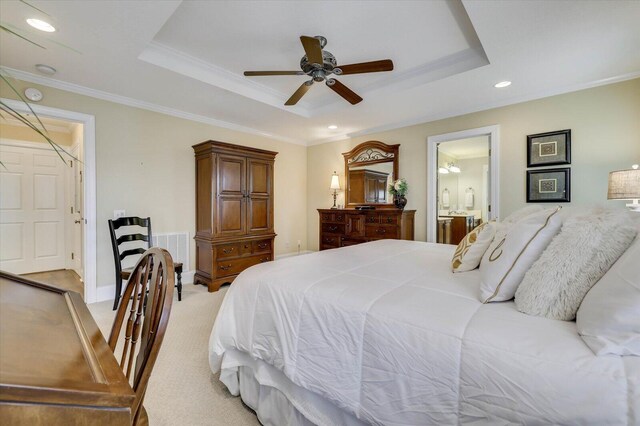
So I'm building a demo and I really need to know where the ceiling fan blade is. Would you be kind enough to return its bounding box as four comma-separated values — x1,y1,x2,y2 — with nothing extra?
300,36,323,65
336,59,394,75
326,79,363,105
285,80,313,106
244,71,304,76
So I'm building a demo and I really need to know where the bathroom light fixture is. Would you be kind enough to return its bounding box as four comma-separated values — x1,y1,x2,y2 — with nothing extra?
35,64,57,75
438,167,449,174
494,81,511,88
328,125,338,130
440,162,461,174
26,18,56,32
448,164,461,173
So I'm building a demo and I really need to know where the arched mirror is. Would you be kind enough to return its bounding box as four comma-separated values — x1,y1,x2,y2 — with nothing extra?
343,141,399,208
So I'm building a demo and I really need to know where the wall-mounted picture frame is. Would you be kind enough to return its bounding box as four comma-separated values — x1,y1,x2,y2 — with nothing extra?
526,168,571,203
527,129,571,167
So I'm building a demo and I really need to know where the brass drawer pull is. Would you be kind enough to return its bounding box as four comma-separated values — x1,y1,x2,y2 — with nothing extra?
386,217,393,223
260,257,269,263
336,215,344,221
219,264,232,271
324,237,335,243
328,225,338,232
244,244,250,249
378,228,386,234
257,242,268,249
222,247,234,254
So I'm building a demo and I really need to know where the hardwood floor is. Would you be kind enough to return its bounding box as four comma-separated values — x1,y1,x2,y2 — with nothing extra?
21,269,83,295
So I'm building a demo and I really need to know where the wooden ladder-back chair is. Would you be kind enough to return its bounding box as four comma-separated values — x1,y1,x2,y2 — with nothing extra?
108,247,175,425
109,216,183,310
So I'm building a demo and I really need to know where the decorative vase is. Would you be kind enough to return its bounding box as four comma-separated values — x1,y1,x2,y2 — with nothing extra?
394,195,407,210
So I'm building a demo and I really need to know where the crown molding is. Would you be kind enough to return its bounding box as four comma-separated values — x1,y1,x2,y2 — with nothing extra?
0,67,308,146
138,42,313,118
343,71,640,141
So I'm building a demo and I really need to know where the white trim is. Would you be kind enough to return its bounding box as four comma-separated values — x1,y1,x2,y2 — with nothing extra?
1,67,307,147
1,98,98,304
3,67,638,148
0,138,69,150
275,250,313,260
426,125,500,243
93,270,196,304
337,71,640,143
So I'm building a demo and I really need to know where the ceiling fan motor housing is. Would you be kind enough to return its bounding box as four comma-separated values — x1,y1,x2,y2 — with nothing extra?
300,50,337,79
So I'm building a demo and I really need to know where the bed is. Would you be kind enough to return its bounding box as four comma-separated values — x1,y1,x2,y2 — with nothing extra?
209,239,639,425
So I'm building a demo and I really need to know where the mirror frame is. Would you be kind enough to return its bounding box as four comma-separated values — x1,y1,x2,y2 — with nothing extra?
342,141,400,209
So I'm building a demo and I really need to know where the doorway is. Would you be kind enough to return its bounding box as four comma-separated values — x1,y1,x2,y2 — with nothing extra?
2,98,97,303
426,125,500,243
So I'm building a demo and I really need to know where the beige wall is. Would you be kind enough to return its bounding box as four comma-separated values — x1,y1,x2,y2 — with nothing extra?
0,122,73,145
307,78,640,251
1,80,308,289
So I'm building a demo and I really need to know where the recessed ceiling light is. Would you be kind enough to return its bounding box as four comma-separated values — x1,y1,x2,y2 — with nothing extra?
494,81,512,88
26,18,55,32
328,125,338,130
35,64,57,75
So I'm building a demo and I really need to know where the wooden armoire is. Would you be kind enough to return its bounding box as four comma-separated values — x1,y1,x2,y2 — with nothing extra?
193,141,277,292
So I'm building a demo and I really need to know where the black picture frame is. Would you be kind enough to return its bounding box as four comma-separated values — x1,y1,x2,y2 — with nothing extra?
526,168,571,203
527,129,571,167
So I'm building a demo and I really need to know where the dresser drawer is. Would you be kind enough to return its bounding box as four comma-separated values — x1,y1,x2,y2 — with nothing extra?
322,223,345,234
216,254,271,277
252,239,271,253
215,243,240,259
365,225,399,239
320,234,340,248
340,237,366,247
320,212,346,223
364,214,400,225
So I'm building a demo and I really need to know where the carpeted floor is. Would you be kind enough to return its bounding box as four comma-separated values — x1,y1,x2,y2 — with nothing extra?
88,284,260,426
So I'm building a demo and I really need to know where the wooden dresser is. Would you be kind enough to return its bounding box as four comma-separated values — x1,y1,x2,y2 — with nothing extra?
318,209,415,250
193,141,277,292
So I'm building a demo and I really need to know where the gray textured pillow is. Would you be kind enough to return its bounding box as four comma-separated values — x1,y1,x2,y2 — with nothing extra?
514,207,637,321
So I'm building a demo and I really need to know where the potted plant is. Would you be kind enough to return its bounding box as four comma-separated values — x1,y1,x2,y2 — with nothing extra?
389,178,408,210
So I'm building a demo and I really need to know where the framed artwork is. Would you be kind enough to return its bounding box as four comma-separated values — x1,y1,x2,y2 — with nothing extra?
527,129,571,167
526,168,571,202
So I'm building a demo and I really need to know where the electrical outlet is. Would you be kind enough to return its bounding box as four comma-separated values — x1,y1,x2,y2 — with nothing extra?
114,209,126,219
285,241,291,249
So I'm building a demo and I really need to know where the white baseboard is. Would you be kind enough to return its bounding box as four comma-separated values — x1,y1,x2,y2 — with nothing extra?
92,270,196,304
275,250,312,260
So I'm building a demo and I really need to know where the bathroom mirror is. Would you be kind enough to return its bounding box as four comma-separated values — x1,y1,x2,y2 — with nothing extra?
342,141,399,208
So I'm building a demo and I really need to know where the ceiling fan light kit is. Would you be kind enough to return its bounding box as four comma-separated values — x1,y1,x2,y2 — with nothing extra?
244,35,394,106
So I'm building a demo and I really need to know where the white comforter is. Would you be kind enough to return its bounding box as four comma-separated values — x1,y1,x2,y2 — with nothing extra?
209,240,639,425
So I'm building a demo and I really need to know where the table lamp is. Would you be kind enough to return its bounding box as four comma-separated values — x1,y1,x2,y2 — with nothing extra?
330,171,341,209
608,164,640,212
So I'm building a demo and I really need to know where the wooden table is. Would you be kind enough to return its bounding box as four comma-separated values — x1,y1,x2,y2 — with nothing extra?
0,271,135,425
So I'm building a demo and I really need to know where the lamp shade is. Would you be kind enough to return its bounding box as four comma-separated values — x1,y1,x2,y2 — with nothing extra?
608,168,640,200
330,172,341,190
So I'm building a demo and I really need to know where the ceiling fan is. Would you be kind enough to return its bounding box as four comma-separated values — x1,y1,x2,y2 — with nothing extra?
244,35,394,106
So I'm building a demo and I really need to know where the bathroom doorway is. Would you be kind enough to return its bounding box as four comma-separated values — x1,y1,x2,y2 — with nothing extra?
426,125,500,243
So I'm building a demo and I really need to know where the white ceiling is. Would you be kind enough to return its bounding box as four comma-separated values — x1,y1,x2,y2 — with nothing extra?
1,0,639,146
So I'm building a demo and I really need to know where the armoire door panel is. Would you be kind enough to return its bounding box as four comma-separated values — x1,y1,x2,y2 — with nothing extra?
218,155,245,195
217,197,245,235
248,160,271,196
248,198,270,232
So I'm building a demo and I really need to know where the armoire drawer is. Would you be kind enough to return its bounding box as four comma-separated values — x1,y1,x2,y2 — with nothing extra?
252,239,271,253
216,254,271,278
215,243,240,259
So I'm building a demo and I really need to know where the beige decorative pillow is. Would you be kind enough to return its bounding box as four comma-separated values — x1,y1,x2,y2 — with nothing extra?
479,207,563,303
516,208,637,321
452,222,496,272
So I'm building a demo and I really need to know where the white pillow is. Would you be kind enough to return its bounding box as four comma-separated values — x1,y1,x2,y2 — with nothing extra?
501,205,544,225
479,207,563,303
451,222,496,272
577,217,640,356
515,208,637,320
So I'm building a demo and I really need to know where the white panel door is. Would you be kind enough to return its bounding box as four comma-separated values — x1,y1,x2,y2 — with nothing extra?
0,143,66,273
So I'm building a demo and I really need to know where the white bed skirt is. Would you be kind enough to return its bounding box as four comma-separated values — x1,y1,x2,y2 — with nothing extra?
220,349,366,426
